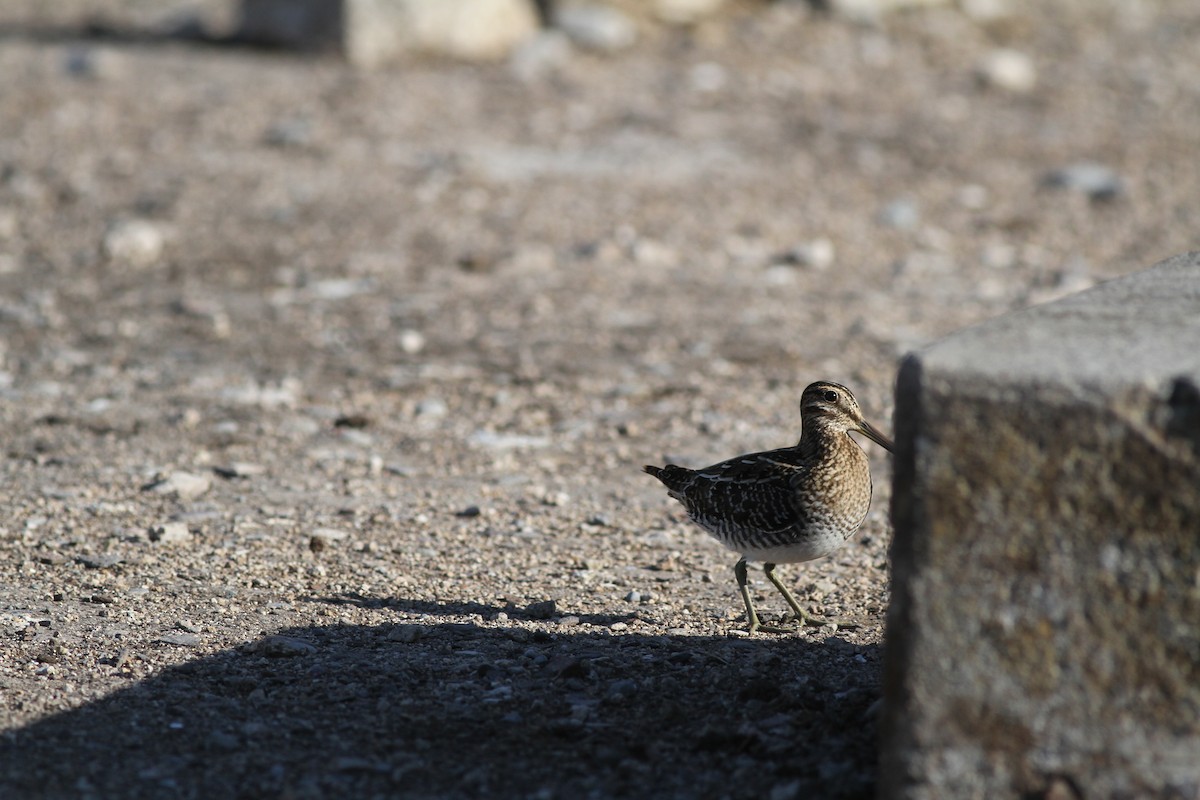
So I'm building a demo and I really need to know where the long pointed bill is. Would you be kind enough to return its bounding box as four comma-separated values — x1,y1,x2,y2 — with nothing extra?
856,419,894,452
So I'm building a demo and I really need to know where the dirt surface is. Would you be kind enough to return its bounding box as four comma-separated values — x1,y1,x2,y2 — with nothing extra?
0,1,1197,798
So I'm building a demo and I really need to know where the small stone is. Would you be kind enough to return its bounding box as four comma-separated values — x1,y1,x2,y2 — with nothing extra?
456,505,482,518
510,30,573,81
213,462,265,479
387,625,423,643
143,471,212,501
655,0,725,25
103,219,165,268
398,329,426,354
878,198,920,230
1042,162,1125,202
609,621,629,631
555,5,637,53
312,527,348,541
625,590,642,603
525,600,557,620
157,632,201,647
264,117,312,148
960,0,1013,23
689,61,727,93
558,615,581,627
775,238,835,270
149,522,193,544
415,398,448,418
246,635,317,657
976,48,1036,93
77,554,123,570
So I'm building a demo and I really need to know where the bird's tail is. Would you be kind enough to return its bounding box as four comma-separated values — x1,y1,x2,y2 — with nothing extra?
642,463,693,493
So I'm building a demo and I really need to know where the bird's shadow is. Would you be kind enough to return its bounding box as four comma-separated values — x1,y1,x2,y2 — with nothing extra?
0,614,882,799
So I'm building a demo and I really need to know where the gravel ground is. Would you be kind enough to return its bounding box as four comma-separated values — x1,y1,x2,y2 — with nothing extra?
1,1,1198,798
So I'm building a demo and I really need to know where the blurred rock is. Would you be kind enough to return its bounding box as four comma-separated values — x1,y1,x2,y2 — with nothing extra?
144,471,212,501
554,4,638,52
1042,162,1125,202
149,522,193,544
825,0,951,24
975,48,1036,93
958,0,1013,23
103,219,165,268
654,0,725,26
511,30,573,80
239,0,541,66
878,198,920,230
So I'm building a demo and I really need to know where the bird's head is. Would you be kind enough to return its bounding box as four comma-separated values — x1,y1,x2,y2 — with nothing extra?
800,381,893,452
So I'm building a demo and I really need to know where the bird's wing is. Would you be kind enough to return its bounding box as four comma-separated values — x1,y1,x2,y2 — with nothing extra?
684,450,809,533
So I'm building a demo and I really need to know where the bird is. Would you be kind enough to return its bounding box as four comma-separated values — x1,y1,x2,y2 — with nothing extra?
643,381,893,634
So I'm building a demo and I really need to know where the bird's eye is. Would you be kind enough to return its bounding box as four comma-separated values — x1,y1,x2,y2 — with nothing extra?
823,390,839,403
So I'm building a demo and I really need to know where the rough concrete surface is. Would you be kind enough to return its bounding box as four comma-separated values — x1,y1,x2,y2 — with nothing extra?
883,254,1200,800
0,1,1199,798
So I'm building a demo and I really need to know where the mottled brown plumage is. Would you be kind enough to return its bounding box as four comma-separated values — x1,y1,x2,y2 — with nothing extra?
644,381,893,633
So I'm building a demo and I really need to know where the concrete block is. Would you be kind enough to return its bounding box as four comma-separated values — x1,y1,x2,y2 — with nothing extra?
238,0,540,66
881,252,1200,799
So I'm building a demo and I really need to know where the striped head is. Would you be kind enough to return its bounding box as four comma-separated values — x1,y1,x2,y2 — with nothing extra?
800,381,893,452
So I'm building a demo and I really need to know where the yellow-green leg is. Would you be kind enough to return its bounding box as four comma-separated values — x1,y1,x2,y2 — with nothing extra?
763,562,859,630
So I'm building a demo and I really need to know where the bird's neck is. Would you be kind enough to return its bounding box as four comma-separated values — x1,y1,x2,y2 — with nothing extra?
797,425,854,460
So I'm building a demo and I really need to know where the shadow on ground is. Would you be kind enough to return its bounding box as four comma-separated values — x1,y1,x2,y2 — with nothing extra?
0,614,880,800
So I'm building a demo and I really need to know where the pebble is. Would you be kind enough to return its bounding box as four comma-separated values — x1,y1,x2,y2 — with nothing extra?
246,635,317,657
625,590,642,603
655,0,726,26
264,117,312,148
511,30,573,80
456,505,483,518
398,329,426,354
415,398,448,418
144,471,212,501
103,219,165,268
878,198,920,230
775,238,835,270
525,599,558,620
609,621,628,631
1042,162,1124,201
213,462,265,479
555,5,638,53
77,554,123,570
157,632,201,647
387,625,423,643
976,48,1036,93
149,522,193,545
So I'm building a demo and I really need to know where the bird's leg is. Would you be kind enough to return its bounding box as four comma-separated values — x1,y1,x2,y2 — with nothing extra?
763,563,859,630
734,558,764,634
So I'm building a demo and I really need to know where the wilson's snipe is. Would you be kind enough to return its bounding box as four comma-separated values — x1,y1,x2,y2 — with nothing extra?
644,381,893,634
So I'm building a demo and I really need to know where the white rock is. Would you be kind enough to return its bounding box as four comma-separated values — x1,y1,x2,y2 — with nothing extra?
976,48,1036,93
398,329,426,354
654,0,725,26
149,522,193,544
555,4,638,53
347,0,540,65
146,471,212,501
103,219,165,268
239,0,540,66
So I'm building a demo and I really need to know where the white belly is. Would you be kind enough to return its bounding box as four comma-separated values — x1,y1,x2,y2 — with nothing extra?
734,523,851,564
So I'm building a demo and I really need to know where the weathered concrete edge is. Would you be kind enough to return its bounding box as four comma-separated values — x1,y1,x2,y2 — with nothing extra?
878,252,1200,797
